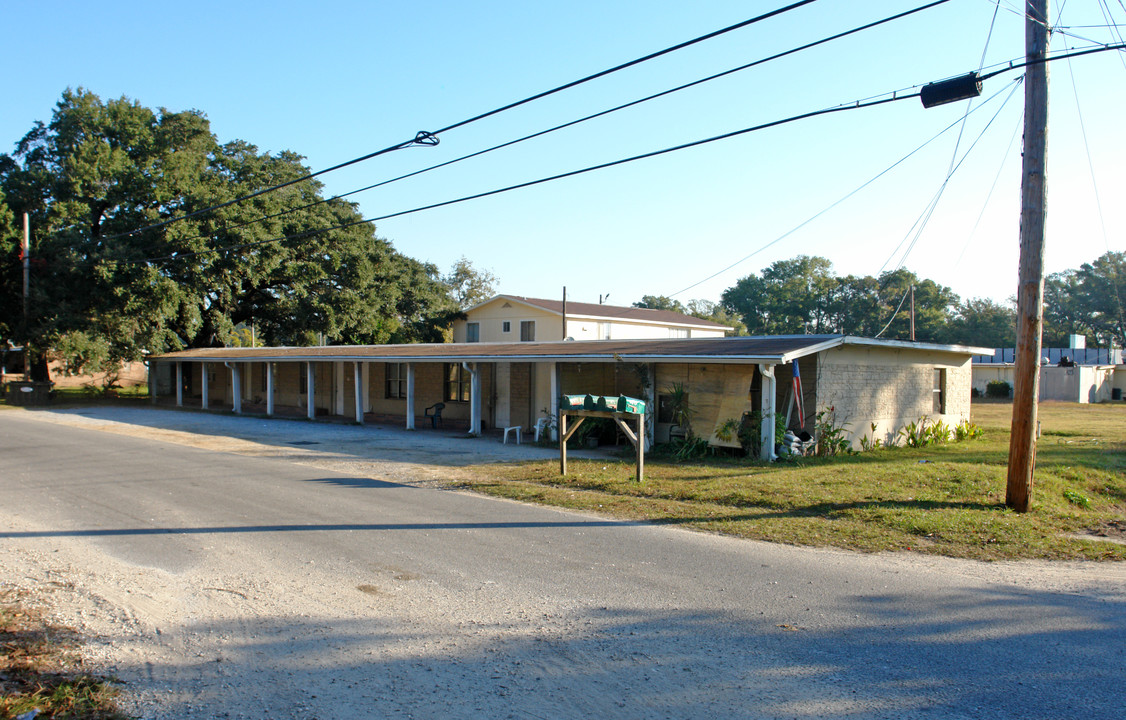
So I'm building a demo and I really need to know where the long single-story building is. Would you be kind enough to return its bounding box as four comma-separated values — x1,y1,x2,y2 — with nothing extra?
149,335,988,458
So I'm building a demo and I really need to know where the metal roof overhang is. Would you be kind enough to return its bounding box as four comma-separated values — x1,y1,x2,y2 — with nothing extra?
149,335,989,366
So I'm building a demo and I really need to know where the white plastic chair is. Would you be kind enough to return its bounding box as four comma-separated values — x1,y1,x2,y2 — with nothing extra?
533,417,550,442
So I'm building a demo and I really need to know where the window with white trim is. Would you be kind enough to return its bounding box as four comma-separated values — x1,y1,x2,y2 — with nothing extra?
520,321,536,342
445,363,471,402
466,322,480,343
386,363,407,398
933,368,946,414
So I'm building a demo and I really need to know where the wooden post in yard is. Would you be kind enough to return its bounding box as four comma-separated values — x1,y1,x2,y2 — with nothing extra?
1007,0,1049,513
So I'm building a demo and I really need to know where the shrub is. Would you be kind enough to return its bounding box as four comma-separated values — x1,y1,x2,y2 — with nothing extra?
814,406,853,456
986,380,1012,398
954,419,983,441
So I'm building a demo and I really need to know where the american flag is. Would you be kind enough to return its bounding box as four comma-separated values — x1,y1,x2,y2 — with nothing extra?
792,359,805,429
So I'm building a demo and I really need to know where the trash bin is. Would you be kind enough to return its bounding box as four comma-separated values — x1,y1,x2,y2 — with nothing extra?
1114,388,1123,401
5,381,53,406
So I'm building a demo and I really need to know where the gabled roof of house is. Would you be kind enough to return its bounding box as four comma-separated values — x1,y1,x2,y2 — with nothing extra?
152,335,991,365
466,295,733,331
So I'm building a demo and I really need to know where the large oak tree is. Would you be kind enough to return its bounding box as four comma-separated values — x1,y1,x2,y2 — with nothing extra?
1,89,459,378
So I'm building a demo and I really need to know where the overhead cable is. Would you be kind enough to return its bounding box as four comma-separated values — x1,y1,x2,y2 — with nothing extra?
137,94,913,265
101,0,823,242
666,78,1017,299
881,76,1024,275
158,0,953,249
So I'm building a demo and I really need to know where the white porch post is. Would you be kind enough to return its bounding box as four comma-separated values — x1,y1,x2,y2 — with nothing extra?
148,362,156,404
306,363,316,419
201,362,210,410
549,362,559,440
229,362,242,414
495,362,512,429
176,362,184,407
405,363,416,430
334,361,345,416
758,363,778,461
463,362,481,435
361,362,370,417
266,362,275,416
643,363,656,451
354,362,364,424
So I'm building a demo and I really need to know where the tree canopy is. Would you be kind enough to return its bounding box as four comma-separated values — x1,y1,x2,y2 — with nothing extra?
632,295,686,313
715,253,1122,348
442,256,498,309
0,89,460,376
719,255,992,345
1044,252,1125,348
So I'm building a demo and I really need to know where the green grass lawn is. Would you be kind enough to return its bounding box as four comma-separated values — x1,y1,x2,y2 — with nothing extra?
0,384,150,410
461,401,1126,561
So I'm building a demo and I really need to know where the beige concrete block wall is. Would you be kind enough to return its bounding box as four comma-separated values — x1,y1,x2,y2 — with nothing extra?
816,346,973,448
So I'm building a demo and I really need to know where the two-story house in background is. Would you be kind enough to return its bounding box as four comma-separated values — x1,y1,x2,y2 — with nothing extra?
452,295,733,343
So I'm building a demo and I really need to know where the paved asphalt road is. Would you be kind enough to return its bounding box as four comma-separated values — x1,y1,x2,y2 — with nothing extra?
1,410,1124,719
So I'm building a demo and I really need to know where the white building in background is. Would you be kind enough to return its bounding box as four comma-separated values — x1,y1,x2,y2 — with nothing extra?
452,295,732,344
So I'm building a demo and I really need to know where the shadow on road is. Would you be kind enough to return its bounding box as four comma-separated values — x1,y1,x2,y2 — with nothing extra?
118,583,1126,719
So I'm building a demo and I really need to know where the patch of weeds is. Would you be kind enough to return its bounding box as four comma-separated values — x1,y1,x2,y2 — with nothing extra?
0,592,127,720
1063,489,1092,508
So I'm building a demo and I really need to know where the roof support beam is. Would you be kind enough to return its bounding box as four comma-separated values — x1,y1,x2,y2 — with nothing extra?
201,362,210,410
463,362,481,435
549,362,559,441
266,362,275,416
225,362,241,415
176,362,183,407
406,363,416,430
758,364,778,461
306,363,315,420
354,362,364,424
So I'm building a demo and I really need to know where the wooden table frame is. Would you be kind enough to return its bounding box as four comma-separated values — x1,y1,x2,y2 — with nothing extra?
559,409,645,483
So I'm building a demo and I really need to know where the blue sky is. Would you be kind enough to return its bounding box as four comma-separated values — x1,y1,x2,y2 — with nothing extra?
3,0,1123,310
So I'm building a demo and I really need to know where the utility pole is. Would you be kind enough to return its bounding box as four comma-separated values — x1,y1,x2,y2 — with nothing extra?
909,285,916,342
1007,0,1049,513
22,213,30,380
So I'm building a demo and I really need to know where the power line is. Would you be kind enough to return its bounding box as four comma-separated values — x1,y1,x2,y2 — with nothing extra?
881,76,1024,275
666,77,1019,299
159,0,952,251
100,0,823,243
873,286,912,339
59,41,1126,275
132,39,1120,269
136,94,915,266
978,40,1126,81
952,108,1023,269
